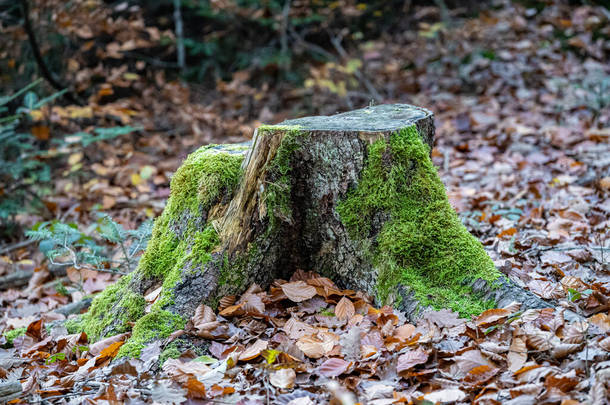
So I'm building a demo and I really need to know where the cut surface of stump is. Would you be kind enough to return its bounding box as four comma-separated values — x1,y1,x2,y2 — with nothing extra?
67,104,549,357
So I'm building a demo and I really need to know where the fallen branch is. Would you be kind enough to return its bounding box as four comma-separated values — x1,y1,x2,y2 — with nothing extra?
0,266,65,291
0,381,22,403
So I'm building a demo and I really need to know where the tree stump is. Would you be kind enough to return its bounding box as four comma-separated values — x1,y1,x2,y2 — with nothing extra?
68,104,549,357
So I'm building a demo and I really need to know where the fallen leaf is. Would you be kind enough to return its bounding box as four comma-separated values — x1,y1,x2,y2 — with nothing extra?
89,333,129,357
184,377,206,399
163,359,211,384
335,297,355,321
318,358,350,377
296,335,326,359
507,337,527,372
269,368,296,389
424,388,466,403
397,348,428,373
281,281,317,302
239,339,268,361
475,308,511,328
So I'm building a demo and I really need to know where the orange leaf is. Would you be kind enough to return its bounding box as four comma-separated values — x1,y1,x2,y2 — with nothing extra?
184,377,206,399
219,303,245,317
475,308,511,328
98,340,125,359
463,365,498,385
239,339,268,361
497,227,517,238
31,126,50,140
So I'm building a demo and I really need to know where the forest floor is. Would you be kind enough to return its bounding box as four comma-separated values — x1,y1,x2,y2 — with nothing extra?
0,1,609,404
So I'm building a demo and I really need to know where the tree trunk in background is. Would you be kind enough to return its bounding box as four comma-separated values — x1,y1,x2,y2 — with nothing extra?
70,104,550,357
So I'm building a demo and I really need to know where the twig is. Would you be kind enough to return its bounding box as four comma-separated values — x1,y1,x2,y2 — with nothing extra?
19,0,80,104
279,0,292,70
173,0,185,74
120,51,180,68
0,266,66,291
0,239,36,255
328,32,382,103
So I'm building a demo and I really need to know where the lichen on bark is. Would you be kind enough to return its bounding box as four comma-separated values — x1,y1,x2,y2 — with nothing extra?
337,125,500,316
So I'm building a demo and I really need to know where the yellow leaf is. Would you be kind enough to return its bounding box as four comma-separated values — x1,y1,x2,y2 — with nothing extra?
68,106,93,119
68,152,83,166
131,172,143,186
123,72,140,81
29,110,44,121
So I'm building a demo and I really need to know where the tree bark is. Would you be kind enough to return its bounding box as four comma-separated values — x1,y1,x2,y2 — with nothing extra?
73,104,550,357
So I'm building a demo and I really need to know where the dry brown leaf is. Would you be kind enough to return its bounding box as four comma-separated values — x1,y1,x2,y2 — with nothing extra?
598,336,610,352
454,349,492,373
192,304,216,329
240,293,265,314
397,348,428,373
281,281,317,302
507,337,527,372
163,359,211,384
551,343,582,359
526,330,554,351
296,335,326,359
394,324,416,341
318,358,350,377
475,308,511,327
464,365,499,385
218,295,236,311
589,313,610,333
284,317,317,339
219,303,245,317
335,297,355,321
424,388,466,403
270,368,296,389
89,333,130,357
239,339,268,361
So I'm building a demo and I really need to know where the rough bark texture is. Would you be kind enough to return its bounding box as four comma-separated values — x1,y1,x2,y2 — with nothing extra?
69,104,550,357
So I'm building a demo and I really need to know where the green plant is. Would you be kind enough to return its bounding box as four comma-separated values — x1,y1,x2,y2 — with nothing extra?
27,214,152,275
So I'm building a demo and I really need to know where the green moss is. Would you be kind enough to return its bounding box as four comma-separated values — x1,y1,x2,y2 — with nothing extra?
65,317,84,335
139,146,244,279
159,341,182,365
3,327,26,345
337,125,500,317
71,274,146,341
262,127,303,227
116,309,186,358
73,145,243,357
168,145,244,217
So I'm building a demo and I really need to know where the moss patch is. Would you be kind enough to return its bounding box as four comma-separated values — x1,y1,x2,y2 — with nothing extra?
139,145,244,279
261,126,302,228
337,125,500,317
71,273,146,341
116,309,186,358
159,341,182,365
3,327,26,345
76,145,244,356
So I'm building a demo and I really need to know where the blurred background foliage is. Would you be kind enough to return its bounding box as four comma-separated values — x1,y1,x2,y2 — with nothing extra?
0,0,608,245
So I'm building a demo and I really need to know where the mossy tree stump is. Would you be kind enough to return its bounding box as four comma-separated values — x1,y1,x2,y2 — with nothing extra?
71,104,549,357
